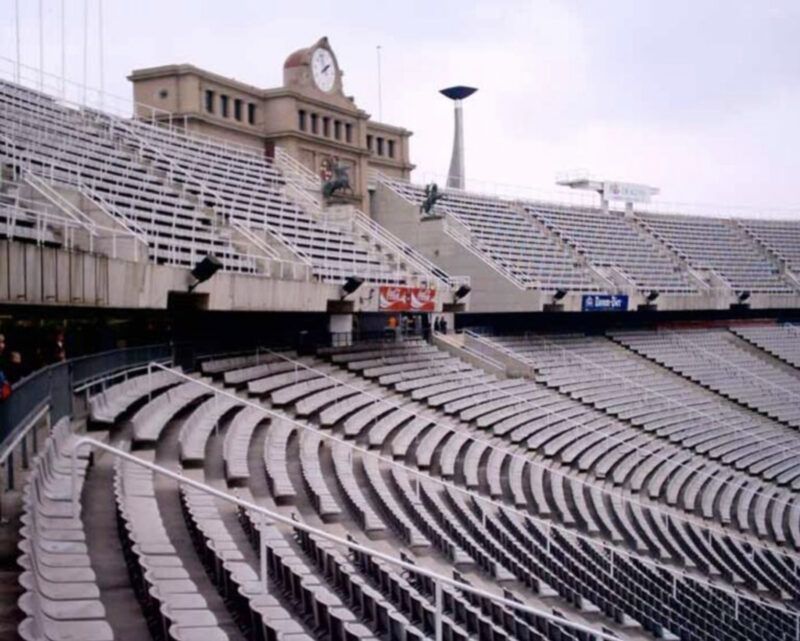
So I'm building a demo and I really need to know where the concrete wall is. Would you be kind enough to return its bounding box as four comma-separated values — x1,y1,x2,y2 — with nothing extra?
0,240,390,313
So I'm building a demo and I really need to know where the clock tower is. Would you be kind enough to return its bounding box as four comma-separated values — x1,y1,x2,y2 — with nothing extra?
283,38,345,99
129,37,414,211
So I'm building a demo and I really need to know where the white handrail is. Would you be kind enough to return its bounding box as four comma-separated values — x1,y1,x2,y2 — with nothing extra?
79,181,149,243
22,170,98,234
274,147,321,192
275,147,432,287
69,435,624,641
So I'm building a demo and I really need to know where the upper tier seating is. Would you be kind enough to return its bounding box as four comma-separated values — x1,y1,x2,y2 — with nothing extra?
0,82,257,273
117,118,403,284
635,212,793,293
384,179,600,291
0,80,430,285
524,203,696,294
382,177,800,297
738,218,800,274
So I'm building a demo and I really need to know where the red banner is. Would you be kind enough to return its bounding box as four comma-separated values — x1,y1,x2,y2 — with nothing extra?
379,286,436,312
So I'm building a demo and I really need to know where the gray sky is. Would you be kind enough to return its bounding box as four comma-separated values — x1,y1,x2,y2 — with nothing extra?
2,0,799,215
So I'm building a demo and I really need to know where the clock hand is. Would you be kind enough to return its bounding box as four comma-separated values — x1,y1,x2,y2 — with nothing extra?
322,64,331,73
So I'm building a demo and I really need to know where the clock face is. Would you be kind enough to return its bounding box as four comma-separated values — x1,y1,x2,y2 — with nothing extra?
311,48,336,92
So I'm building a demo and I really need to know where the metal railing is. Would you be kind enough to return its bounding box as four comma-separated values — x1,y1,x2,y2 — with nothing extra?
274,147,322,192
350,208,457,288
23,170,98,233
0,56,172,124
275,154,455,287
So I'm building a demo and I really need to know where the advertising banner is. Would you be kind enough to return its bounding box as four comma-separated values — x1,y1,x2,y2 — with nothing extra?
602,181,655,203
581,293,628,312
379,286,436,312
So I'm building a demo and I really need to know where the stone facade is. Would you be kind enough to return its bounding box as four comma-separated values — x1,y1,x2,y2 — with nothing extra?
129,37,413,211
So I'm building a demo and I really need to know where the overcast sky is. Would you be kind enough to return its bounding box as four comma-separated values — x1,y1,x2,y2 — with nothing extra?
2,0,799,216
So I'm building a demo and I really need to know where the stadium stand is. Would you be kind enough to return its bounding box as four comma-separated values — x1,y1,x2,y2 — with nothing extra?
0,79,446,290
376,175,800,308
381,178,602,292
5,38,800,641
738,219,800,277
8,316,800,641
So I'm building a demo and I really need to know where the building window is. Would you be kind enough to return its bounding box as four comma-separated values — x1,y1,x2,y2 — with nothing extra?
376,137,384,156
220,94,229,118
387,140,395,158
234,98,243,121
247,103,256,125
366,134,373,151
322,116,330,137
311,113,319,134
204,89,215,114
334,120,341,140
298,110,307,131
345,123,352,143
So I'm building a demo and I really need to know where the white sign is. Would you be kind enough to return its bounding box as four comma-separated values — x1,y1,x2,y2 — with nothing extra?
602,181,657,204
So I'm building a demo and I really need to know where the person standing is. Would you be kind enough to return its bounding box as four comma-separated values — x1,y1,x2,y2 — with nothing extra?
0,334,11,401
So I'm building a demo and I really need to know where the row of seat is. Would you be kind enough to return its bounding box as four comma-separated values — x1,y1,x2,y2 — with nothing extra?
17,418,113,641
312,341,800,600
179,484,314,640
730,324,800,369
75,347,800,641
114,449,231,641
612,328,800,428
525,204,696,294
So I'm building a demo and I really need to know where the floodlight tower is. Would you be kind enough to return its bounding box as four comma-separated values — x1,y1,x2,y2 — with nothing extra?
440,86,477,190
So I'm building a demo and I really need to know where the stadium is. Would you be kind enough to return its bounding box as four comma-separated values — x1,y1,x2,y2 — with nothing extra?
1,5,800,641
